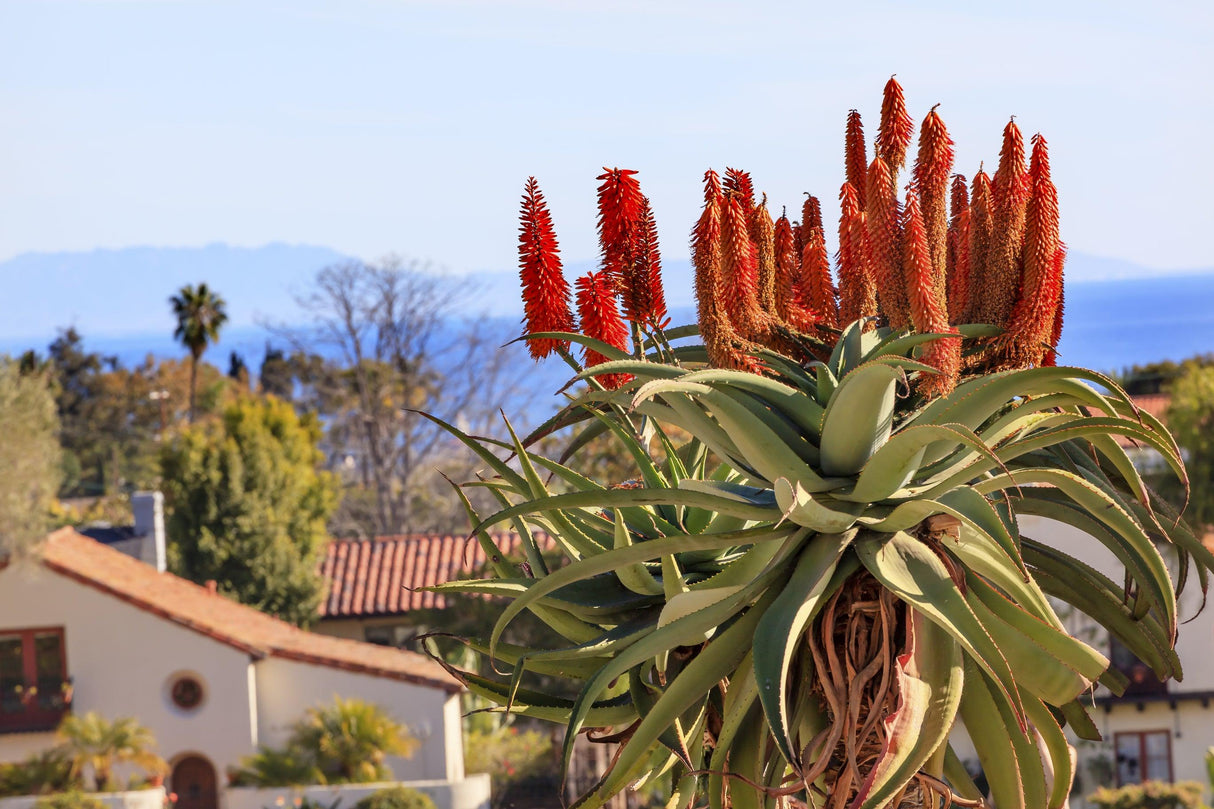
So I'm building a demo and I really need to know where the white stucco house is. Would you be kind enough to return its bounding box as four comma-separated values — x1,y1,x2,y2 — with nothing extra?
0,522,489,809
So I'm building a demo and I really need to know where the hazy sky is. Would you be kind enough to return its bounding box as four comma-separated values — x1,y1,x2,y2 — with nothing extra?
2,0,1211,273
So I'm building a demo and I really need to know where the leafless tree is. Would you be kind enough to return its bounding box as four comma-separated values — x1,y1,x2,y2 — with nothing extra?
274,257,538,537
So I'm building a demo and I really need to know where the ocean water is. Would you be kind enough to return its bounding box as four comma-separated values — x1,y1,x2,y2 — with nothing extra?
1057,274,1214,374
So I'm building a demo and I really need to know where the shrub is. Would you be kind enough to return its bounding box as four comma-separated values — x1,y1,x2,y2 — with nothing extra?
351,786,436,809
464,727,552,809
229,697,415,786
0,748,79,797
32,792,107,809
1087,780,1206,809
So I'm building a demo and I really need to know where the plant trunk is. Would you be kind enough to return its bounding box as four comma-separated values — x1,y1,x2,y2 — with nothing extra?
188,353,198,424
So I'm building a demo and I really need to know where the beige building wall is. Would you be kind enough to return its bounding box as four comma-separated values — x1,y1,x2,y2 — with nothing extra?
0,559,257,775
253,656,464,783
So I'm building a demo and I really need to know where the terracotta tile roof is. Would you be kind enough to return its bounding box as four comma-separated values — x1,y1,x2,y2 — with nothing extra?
319,533,555,618
35,529,459,693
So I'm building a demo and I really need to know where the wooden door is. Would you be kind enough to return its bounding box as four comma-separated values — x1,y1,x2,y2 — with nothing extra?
171,756,217,809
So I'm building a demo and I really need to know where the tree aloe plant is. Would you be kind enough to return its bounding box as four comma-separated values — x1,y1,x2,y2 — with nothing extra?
422,78,1213,809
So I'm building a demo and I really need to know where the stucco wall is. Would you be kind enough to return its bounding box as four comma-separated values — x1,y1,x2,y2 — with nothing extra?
225,778,490,809
0,560,257,775
0,788,165,809
252,657,464,783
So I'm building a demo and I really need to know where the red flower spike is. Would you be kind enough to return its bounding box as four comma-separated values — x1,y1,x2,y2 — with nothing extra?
800,226,839,329
750,200,779,313
964,169,994,324
865,156,909,329
773,213,800,321
575,271,631,390
845,110,868,209
979,120,1030,326
877,76,915,181
911,105,954,299
720,193,765,338
631,196,668,328
1004,135,1063,367
946,175,972,324
517,177,574,359
702,168,723,203
837,182,877,328
724,168,756,214
595,167,645,289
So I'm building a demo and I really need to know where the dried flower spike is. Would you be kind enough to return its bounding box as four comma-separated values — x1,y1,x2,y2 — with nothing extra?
631,196,669,328
518,177,574,359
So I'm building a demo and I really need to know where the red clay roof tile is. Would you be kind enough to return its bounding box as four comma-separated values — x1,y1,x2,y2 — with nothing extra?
36,529,459,693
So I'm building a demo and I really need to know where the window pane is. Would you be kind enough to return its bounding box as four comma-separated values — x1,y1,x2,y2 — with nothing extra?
1116,734,1143,785
1144,732,1172,781
0,637,23,713
34,634,63,680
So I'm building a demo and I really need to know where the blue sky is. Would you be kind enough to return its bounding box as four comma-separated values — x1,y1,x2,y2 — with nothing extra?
2,0,1212,273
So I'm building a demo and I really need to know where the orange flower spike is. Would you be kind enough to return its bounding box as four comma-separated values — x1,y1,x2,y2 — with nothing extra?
946,174,971,323
801,194,823,238
964,169,994,323
980,119,1030,326
773,212,799,320
845,109,868,209
911,105,954,296
518,177,574,359
724,168,756,214
595,167,645,288
1044,250,1066,366
801,226,839,329
1005,134,1063,366
634,196,668,327
837,182,877,327
905,192,960,395
692,171,724,320
903,192,946,334
876,76,914,181
750,198,779,313
575,271,631,390
865,156,909,329
720,192,765,337
691,174,763,373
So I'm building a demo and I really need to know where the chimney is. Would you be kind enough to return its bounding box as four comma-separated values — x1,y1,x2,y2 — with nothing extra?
205,580,218,594
132,491,167,573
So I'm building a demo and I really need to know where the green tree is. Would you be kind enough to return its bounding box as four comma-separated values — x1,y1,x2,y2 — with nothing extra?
161,396,338,626
0,359,61,556
170,283,228,423
1165,363,1214,532
56,712,166,792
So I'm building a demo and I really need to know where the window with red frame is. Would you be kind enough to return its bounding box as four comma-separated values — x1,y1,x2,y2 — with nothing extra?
0,628,68,732
1115,730,1172,785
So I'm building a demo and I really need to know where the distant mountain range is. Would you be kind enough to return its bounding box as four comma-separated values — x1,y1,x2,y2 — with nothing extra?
1,243,1212,376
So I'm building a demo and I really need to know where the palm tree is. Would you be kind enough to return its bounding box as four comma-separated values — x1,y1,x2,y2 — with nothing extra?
170,283,228,423
57,712,167,792
289,697,418,783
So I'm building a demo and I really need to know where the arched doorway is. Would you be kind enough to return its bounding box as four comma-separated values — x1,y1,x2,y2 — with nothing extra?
171,755,217,809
